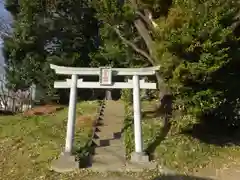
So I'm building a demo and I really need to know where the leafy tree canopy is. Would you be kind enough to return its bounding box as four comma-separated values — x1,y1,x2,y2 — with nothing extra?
3,0,99,96
3,0,240,126
93,0,240,125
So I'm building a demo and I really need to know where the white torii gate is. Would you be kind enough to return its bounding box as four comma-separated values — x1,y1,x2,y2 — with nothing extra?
50,64,159,172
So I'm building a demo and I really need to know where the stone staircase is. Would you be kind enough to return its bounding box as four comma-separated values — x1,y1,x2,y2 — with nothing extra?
89,100,157,172
90,100,126,172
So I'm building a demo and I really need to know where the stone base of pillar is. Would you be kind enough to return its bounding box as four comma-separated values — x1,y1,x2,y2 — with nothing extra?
130,152,150,163
127,152,157,172
50,152,79,173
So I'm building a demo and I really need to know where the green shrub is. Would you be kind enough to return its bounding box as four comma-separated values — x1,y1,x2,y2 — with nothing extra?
156,0,240,127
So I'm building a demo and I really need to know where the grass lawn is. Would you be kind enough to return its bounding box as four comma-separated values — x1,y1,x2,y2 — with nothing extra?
140,100,240,174
0,101,99,180
2,99,240,180
124,100,240,175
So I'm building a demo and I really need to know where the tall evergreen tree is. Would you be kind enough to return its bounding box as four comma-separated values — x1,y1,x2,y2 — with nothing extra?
3,0,99,98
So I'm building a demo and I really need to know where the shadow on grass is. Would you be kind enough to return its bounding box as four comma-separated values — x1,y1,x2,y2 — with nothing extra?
144,95,173,160
182,108,240,146
182,121,240,146
154,174,213,180
0,110,15,115
145,118,171,160
179,44,240,147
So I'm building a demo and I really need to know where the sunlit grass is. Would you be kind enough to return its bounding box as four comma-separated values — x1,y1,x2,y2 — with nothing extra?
0,101,99,180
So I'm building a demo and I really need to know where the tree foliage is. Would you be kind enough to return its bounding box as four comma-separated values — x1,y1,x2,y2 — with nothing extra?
155,0,240,125
3,0,98,97
3,0,240,127
93,0,240,126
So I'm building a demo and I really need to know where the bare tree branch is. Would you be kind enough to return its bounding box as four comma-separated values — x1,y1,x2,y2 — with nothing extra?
133,36,142,43
0,78,6,107
113,27,155,65
231,12,240,30
134,19,156,58
136,10,157,30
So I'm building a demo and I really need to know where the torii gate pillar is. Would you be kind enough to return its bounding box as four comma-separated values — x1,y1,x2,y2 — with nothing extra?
65,74,78,153
50,64,159,172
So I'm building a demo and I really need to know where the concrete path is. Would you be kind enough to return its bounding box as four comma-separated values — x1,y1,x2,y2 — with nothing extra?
88,100,158,172
90,100,126,172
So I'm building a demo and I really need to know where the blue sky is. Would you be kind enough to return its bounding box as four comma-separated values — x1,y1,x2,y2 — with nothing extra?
0,0,12,39
0,0,12,74
0,0,7,15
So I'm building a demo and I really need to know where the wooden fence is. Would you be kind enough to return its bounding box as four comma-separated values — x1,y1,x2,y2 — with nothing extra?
0,89,34,113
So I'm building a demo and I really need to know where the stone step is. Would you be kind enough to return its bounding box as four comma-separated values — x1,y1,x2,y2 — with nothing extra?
89,157,126,172
94,131,122,140
103,112,124,116
96,120,123,126
94,145,125,155
89,163,125,172
101,117,123,122
96,125,123,132
99,122,123,127
93,138,122,147
92,153,126,165
89,101,126,172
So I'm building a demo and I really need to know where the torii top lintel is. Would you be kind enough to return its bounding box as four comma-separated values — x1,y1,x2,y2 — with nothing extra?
50,64,160,76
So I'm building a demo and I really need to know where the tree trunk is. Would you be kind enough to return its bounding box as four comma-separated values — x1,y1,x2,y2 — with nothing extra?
155,72,172,114
134,18,172,115
115,3,173,115
134,19,155,58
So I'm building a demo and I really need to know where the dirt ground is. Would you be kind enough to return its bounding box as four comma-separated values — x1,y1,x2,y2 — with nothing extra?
23,104,64,116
